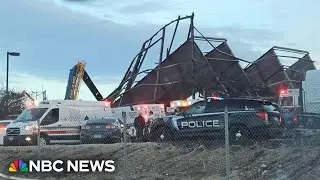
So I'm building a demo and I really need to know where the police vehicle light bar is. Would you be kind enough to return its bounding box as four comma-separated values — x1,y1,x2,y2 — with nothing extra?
211,96,224,100
207,96,224,100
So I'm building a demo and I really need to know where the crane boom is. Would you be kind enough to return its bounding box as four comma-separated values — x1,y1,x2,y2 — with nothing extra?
65,61,104,101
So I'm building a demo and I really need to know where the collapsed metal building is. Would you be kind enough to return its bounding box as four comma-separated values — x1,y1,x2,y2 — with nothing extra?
106,13,317,107
244,46,316,98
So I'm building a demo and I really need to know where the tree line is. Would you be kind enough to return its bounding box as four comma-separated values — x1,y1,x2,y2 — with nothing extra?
0,90,25,119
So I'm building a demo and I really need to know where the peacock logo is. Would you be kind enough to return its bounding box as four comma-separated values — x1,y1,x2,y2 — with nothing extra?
9,160,29,173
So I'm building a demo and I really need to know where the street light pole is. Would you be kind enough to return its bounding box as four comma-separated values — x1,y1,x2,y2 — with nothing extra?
6,52,9,95
6,51,20,112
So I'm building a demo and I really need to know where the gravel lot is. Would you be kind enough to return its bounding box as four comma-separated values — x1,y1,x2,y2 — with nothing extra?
1,134,320,180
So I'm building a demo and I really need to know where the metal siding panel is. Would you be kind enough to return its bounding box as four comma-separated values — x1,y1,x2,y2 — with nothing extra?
205,42,250,94
118,40,200,105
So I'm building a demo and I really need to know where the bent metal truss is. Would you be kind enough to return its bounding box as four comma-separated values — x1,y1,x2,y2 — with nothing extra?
105,13,316,107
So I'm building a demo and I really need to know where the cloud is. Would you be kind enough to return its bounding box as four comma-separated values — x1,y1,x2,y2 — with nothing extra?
0,0,154,79
46,0,320,63
194,25,285,61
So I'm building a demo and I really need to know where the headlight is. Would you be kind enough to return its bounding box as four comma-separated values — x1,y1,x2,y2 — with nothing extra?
24,124,38,131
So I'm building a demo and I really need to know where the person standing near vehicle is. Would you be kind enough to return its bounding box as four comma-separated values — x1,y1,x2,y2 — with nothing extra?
134,112,145,142
147,111,154,127
144,111,154,139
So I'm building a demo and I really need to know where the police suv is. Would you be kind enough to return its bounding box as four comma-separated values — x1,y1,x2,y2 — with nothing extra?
149,97,284,142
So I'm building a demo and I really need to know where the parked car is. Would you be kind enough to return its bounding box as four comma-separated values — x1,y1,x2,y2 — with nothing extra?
0,120,14,145
80,117,125,144
149,98,284,142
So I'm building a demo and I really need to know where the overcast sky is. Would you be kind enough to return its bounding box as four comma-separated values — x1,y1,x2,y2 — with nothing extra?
0,0,319,100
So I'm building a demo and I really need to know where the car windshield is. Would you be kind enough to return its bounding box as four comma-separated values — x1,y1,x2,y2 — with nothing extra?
173,106,190,114
179,106,193,114
15,108,48,122
180,101,206,115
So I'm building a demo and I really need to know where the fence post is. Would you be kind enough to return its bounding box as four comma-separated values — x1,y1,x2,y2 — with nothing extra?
37,119,40,159
224,106,230,180
122,111,128,180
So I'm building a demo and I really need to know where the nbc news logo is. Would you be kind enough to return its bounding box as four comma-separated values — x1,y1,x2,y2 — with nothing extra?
9,159,115,173
9,160,28,173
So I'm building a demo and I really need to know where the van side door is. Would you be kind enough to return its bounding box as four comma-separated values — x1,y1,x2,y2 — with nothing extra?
40,108,61,141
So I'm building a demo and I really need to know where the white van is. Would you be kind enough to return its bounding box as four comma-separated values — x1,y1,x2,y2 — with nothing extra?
3,100,111,146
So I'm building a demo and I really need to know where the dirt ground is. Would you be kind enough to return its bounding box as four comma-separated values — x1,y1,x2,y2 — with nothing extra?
1,134,320,180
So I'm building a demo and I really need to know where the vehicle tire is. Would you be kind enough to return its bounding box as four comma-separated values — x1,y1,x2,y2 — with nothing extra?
39,137,49,146
229,125,249,144
153,126,173,142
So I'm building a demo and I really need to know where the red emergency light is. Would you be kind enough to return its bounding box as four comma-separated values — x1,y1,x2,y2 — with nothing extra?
103,99,111,107
279,88,288,95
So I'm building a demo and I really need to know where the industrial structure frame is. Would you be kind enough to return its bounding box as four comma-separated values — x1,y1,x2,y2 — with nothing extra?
244,46,316,99
62,13,316,107
106,13,256,107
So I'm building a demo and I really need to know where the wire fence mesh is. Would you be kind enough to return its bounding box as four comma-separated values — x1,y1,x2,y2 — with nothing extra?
1,100,320,180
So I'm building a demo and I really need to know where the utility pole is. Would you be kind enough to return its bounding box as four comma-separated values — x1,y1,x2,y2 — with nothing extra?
31,88,48,101
42,85,48,101
31,91,41,100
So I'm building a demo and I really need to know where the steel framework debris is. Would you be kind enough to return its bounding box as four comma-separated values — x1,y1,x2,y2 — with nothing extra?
106,13,251,107
245,46,316,98
105,13,317,107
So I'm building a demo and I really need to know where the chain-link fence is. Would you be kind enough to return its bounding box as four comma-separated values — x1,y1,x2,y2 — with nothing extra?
1,100,320,180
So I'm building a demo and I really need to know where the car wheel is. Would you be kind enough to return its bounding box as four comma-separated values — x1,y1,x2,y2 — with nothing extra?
153,127,173,142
